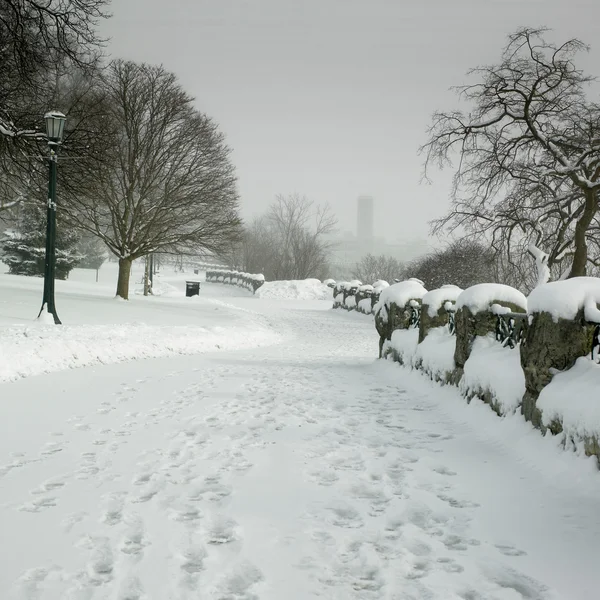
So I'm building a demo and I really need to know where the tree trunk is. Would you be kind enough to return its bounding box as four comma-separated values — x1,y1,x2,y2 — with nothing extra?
143,256,150,296
116,257,132,299
568,189,598,278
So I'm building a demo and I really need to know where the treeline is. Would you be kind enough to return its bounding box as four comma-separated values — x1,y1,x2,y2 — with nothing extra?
0,1,241,298
221,194,336,282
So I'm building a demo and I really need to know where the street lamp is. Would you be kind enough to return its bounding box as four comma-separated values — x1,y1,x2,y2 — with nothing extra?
38,110,67,324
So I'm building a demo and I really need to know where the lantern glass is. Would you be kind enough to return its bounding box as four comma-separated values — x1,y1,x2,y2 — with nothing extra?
44,111,67,143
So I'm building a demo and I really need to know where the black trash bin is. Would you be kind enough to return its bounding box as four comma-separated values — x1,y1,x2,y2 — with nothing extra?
186,281,200,297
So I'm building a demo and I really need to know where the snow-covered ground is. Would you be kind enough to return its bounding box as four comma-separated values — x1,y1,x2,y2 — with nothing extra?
1,263,599,599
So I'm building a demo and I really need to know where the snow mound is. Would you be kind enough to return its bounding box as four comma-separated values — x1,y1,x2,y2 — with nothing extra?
456,283,527,315
414,326,456,377
422,285,463,318
538,357,600,439
372,280,390,292
0,322,280,383
527,277,600,322
459,335,525,415
255,279,333,300
374,280,428,314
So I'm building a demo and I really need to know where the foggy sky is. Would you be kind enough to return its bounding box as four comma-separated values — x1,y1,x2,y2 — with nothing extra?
99,0,600,248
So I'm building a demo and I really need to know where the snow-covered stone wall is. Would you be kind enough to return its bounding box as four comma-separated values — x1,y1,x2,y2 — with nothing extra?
372,279,600,466
205,270,265,293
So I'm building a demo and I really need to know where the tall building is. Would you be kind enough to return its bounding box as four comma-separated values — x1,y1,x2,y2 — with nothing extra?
357,195,374,252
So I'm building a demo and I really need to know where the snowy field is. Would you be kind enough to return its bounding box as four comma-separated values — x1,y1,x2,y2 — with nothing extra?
1,262,599,600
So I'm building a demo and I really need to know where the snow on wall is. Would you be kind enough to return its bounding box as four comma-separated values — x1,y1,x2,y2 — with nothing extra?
456,284,527,315
358,298,373,313
374,280,428,315
537,357,600,445
527,277,600,323
422,285,463,318
255,279,333,301
388,328,419,363
372,280,390,292
414,326,456,379
459,335,525,415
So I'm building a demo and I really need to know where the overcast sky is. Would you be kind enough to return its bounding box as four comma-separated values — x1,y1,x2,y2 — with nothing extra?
100,0,600,247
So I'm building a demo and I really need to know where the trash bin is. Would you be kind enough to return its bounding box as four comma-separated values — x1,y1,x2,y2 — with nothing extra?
194,269,198,274
186,281,200,297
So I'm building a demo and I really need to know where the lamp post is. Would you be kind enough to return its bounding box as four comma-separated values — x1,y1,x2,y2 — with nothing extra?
38,110,67,325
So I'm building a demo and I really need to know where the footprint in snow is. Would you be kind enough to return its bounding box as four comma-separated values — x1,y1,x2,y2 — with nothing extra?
437,493,480,509
116,574,145,600
40,442,63,456
62,511,88,532
433,465,457,477
495,543,528,557
170,502,203,522
177,543,207,575
120,514,147,556
31,476,66,495
205,515,240,545
100,491,126,525
86,537,114,583
437,556,465,573
19,495,57,512
325,502,364,529
215,561,263,598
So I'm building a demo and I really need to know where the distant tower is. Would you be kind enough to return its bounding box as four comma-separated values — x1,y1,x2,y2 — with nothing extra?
357,196,374,252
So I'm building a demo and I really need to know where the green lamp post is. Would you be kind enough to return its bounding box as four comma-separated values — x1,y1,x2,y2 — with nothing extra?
38,110,67,324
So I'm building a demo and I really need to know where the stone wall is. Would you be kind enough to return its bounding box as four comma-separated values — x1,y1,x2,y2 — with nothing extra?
366,281,600,467
520,309,597,429
205,270,265,293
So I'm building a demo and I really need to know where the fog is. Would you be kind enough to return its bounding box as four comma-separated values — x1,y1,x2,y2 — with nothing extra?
100,0,600,256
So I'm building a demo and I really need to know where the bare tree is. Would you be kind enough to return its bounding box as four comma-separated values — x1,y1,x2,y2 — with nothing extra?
0,0,109,215
228,194,336,280
407,239,497,290
422,27,600,278
352,254,404,284
66,60,242,299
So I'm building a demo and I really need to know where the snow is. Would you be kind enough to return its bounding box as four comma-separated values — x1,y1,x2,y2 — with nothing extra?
459,335,526,415
1,260,600,599
372,279,389,291
528,244,551,288
358,298,373,313
388,327,419,363
538,357,600,444
456,283,527,315
414,325,456,378
345,295,357,309
422,285,463,317
37,305,56,325
527,277,600,322
0,321,279,384
373,279,428,317
254,278,333,301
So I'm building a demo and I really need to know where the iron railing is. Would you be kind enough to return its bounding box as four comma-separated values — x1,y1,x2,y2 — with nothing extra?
409,304,420,329
448,310,456,335
592,324,600,362
495,312,527,349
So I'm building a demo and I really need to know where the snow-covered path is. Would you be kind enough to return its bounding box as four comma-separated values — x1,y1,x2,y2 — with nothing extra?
1,294,599,600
